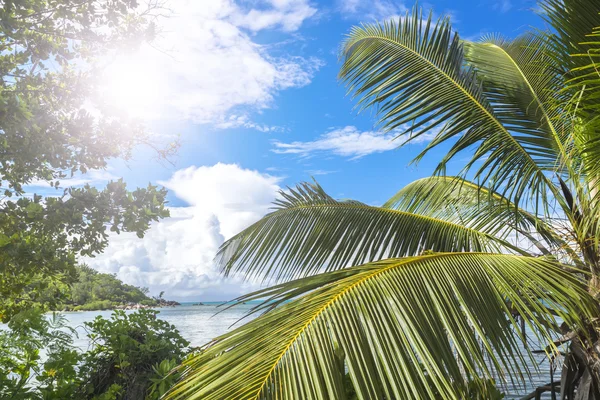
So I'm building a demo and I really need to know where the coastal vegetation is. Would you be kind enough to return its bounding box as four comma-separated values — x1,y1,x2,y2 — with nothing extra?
166,1,600,399
0,309,190,399
0,1,183,399
28,265,163,312
0,0,176,323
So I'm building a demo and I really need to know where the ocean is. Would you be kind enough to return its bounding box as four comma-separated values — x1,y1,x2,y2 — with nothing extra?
62,302,256,351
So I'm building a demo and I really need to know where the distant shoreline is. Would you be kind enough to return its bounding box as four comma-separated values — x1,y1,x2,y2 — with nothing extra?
52,301,254,312
55,299,182,312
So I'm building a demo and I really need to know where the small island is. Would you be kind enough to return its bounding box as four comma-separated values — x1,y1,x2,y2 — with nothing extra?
46,265,180,311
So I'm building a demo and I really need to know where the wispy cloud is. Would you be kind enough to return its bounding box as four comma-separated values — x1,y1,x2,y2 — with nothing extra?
306,169,338,176
492,0,512,13
232,0,317,32
272,125,437,159
213,114,285,132
337,0,408,21
265,166,284,172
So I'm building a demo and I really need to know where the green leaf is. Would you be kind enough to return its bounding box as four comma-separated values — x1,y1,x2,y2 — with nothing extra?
166,253,596,400
339,6,556,207
383,176,568,257
218,181,518,283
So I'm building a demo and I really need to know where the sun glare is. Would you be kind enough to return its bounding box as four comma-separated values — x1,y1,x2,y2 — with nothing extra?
98,54,163,119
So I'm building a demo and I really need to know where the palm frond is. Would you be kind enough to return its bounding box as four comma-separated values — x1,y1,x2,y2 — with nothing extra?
218,181,521,283
550,14,600,249
339,6,555,207
464,34,572,173
383,176,568,257
166,253,596,400
568,24,600,178
538,0,600,79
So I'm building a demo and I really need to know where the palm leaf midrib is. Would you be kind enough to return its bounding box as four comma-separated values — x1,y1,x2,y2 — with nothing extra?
480,42,569,164
251,252,490,400
272,200,527,254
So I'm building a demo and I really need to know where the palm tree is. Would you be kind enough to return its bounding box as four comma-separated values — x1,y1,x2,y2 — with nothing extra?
166,1,600,399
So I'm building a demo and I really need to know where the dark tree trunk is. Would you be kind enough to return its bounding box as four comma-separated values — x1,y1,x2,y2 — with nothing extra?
557,321,600,399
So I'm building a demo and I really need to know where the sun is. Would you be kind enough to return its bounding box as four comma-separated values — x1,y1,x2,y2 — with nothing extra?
97,52,164,119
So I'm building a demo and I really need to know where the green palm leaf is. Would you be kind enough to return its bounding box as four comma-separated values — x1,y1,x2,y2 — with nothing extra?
339,6,555,207
539,0,600,79
567,24,600,179
218,181,521,283
550,11,600,250
383,176,567,256
464,34,572,171
166,253,596,400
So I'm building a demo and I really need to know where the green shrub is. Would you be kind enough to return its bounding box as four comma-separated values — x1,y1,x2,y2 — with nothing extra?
0,309,81,399
0,309,190,400
78,309,190,399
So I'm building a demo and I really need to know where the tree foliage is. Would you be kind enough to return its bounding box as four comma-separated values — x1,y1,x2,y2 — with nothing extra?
79,309,190,399
0,0,175,321
58,264,156,310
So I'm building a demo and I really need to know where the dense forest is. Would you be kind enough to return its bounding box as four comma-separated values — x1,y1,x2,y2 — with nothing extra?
64,265,159,311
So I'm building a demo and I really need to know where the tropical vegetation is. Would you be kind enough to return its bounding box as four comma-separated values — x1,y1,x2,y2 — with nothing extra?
0,1,184,399
20,264,179,311
166,1,600,399
0,0,176,322
0,308,190,400
59,265,157,311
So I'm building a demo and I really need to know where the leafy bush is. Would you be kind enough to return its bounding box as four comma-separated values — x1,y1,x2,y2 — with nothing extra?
147,358,183,400
0,308,81,399
78,309,190,399
0,309,190,400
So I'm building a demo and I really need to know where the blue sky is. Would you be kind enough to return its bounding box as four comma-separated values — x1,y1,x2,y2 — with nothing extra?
119,0,544,206
45,0,548,300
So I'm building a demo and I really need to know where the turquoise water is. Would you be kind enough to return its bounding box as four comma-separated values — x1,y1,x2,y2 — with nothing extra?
54,303,555,398
61,302,257,351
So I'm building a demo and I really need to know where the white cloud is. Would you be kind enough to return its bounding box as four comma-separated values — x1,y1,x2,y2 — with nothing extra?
213,114,284,132
271,125,437,159
83,163,281,301
493,0,512,13
95,0,320,128
233,0,317,32
160,163,281,238
337,0,407,21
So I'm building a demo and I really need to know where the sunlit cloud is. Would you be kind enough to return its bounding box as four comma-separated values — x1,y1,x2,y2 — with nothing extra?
95,0,321,128
232,0,317,31
83,163,282,300
213,114,285,132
